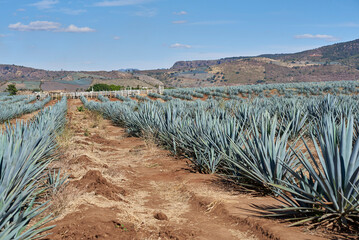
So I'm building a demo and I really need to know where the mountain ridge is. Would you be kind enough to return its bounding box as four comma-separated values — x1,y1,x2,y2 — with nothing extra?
171,38,359,70
1,38,359,90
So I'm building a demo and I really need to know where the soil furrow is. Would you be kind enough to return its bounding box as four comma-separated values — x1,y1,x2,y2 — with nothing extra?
45,99,326,240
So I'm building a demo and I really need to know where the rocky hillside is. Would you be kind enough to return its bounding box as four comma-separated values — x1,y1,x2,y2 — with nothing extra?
139,38,359,87
171,38,359,70
171,57,244,70
0,65,162,91
141,57,359,88
260,38,359,69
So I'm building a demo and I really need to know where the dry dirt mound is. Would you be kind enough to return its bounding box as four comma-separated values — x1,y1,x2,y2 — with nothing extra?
157,226,196,240
44,205,138,240
71,170,126,201
70,155,95,165
74,140,90,146
99,147,118,152
85,134,122,147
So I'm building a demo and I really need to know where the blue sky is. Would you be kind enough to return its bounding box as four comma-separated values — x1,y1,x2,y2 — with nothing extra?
0,0,358,71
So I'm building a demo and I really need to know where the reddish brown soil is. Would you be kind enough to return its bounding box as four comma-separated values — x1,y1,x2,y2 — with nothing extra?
69,155,95,165
43,205,138,240
70,170,126,201
43,99,330,240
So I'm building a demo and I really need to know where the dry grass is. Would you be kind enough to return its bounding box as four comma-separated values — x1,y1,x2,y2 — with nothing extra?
103,166,127,181
27,186,82,233
228,229,259,240
205,200,223,213
56,124,74,150
86,110,104,129
141,130,158,152
45,187,83,218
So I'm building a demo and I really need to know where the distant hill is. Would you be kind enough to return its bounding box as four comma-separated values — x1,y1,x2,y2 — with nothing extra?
259,38,359,69
139,38,359,87
0,65,162,92
171,57,245,70
171,38,359,70
1,38,359,91
118,68,140,73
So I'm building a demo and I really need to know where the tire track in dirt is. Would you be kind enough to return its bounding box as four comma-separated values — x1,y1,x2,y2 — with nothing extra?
45,99,326,240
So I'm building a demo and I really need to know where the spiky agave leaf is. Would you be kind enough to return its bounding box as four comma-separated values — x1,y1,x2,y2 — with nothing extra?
98,95,110,102
45,168,69,195
271,113,359,229
279,101,308,138
0,96,51,123
0,96,68,239
222,114,298,193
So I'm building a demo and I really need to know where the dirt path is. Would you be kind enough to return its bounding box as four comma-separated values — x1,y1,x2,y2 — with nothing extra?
45,99,326,240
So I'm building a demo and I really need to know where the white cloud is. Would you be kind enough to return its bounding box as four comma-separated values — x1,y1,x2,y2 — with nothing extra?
170,43,192,49
30,0,85,15
190,20,236,26
174,11,187,15
338,23,359,27
113,36,121,40
0,34,6,37
9,21,61,31
17,8,26,12
59,8,87,15
94,0,152,7
30,0,58,10
172,20,187,24
134,8,157,17
60,25,95,33
8,21,95,33
294,34,339,41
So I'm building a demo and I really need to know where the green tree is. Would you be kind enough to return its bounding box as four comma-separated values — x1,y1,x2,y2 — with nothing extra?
7,84,18,95
87,83,125,92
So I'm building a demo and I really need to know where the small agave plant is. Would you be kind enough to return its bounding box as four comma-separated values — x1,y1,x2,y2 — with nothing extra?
223,114,298,193
279,104,308,138
272,113,359,229
46,169,69,195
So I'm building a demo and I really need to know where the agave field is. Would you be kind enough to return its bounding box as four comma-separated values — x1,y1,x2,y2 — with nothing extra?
2,79,359,239
0,95,68,239
0,95,52,123
80,80,359,233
